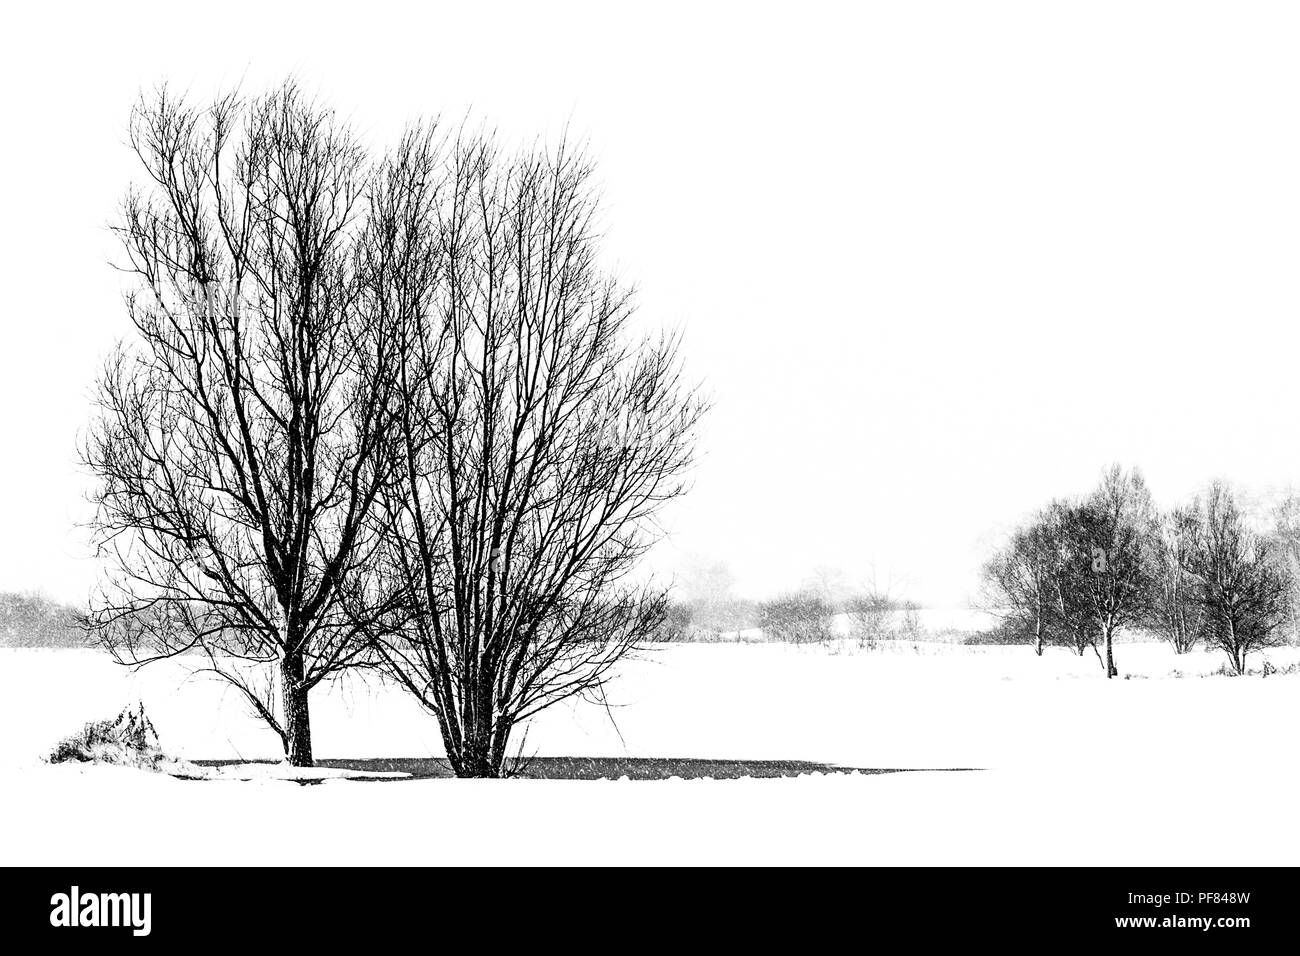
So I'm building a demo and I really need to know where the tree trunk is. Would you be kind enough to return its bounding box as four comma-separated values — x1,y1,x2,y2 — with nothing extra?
280,652,313,767
1227,622,1244,676
1104,630,1118,679
456,741,497,778
448,711,509,778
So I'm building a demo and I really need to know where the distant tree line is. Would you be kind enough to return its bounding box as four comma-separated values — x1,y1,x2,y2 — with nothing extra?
655,564,921,646
0,593,86,648
983,467,1294,676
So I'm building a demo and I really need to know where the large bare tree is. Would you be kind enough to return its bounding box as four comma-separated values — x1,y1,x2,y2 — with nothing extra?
84,83,402,766
363,130,705,777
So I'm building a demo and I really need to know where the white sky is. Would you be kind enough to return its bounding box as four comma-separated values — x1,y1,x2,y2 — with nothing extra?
3,1,1300,607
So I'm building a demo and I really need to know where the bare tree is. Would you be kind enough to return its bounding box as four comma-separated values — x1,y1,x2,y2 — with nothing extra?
362,129,706,777
1041,500,1100,659
843,570,910,648
982,519,1055,655
1069,467,1157,678
676,557,754,639
987,472,1152,673
802,565,852,609
1268,491,1300,643
1147,507,1206,654
1182,482,1291,675
84,83,402,766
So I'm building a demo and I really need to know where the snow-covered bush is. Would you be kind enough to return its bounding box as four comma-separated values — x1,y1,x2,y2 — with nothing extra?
759,592,834,645
48,704,166,770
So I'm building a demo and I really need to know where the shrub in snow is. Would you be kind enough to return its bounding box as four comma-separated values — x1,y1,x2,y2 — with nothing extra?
48,704,166,770
759,592,834,644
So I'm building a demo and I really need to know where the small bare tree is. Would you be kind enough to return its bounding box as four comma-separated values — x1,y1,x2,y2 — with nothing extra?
1182,483,1291,675
362,129,705,777
1041,500,1101,659
1268,491,1300,643
84,83,402,766
1147,507,1206,654
844,572,910,648
677,558,753,640
983,520,1055,655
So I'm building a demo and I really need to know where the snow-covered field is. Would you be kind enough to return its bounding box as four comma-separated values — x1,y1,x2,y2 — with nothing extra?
3,641,1298,865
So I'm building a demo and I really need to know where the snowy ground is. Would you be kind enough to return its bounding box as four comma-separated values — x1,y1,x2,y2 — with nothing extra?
3,640,1298,865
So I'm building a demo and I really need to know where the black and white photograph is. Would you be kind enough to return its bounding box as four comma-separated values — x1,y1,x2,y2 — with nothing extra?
1,0,1296,939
